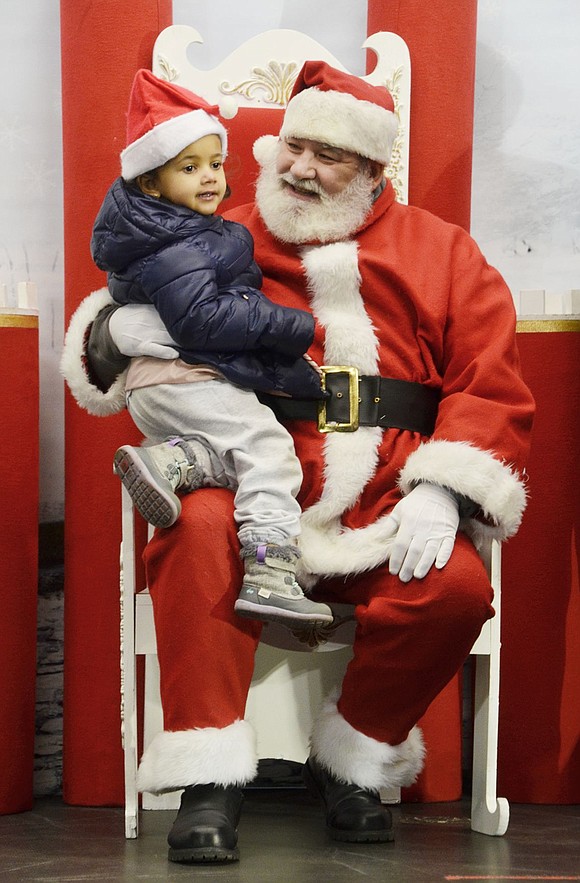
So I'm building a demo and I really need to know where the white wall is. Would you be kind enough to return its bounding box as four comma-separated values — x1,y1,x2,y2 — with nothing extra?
172,0,367,72
471,0,580,310
1,1,578,522
1,1,63,521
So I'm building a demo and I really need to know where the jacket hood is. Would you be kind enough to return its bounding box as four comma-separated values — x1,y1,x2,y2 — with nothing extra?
91,178,223,273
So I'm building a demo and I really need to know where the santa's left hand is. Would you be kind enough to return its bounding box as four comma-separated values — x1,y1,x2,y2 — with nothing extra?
384,483,459,583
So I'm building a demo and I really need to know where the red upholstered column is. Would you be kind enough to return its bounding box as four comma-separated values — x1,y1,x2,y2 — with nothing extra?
368,0,477,230
499,322,580,803
367,0,478,801
0,311,38,814
60,0,172,805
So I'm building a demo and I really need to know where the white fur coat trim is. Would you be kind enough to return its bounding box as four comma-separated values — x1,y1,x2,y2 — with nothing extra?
59,287,127,417
298,241,390,578
399,439,528,541
136,719,258,793
310,694,425,790
300,242,380,373
295,241,528,575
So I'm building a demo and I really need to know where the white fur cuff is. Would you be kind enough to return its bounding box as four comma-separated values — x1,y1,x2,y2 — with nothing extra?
136,719,258,794
399,439,528,541
310,695,425,791
60,287,127,417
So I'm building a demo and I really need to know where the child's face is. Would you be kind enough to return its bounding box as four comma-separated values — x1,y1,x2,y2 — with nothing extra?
142,134,227,215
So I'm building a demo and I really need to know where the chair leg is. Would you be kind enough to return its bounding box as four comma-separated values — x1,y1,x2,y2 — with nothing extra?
121,611,139,838
470,539,509,836
470,652,510,835
121,493,140,838
122,665,139,838
124,778,139,839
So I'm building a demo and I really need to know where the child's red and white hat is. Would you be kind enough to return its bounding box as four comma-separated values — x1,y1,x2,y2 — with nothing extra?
120,69,230,181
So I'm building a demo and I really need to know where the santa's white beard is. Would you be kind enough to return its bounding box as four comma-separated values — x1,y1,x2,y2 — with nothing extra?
255,155,376,244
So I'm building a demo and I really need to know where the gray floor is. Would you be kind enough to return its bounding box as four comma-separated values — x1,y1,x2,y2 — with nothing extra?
1,790,578,882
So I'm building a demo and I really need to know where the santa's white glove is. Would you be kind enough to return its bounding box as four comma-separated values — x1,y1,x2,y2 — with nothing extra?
108,303,179,359
385,483,459,583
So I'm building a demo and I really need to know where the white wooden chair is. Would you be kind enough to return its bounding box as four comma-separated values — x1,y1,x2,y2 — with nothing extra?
119,24,509,841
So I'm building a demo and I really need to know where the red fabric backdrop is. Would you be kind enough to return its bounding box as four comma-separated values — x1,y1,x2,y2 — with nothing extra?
499,324,580,803
0,316,38,814
368,0,477,230
220,109,285,209
61,0,172,806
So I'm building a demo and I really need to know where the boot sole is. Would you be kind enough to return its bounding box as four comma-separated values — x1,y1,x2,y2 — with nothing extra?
113,447,181,528
168,845,240,863
234,598,333,628
302,761,395,844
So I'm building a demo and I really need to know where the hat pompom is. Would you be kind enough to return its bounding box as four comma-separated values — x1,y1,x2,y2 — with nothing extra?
219,95,238,120
252,135,279,167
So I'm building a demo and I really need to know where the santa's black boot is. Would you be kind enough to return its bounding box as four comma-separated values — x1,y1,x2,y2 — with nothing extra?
167,783,244,863
303,755,394,843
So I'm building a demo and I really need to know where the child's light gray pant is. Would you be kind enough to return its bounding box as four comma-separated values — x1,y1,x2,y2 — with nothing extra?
126,378,303,546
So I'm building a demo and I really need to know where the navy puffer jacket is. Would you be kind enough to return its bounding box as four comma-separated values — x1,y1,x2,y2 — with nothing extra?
91,178,324,399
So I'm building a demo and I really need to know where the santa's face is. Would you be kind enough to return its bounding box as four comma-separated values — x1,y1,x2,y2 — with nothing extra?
255,137,383,245
277,137,363,196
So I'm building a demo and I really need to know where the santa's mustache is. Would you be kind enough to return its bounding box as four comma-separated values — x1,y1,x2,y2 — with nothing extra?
278,173,324,197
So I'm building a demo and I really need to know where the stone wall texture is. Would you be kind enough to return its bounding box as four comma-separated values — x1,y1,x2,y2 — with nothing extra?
35,565,64,796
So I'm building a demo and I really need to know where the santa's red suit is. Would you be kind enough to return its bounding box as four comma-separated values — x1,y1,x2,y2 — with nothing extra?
60,62,534,797
62,168,533,795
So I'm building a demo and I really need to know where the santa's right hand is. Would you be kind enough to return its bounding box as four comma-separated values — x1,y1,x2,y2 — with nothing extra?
108,303,179,359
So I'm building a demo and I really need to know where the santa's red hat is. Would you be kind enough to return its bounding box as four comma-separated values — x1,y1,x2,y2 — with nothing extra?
120,69,230,181
279,60,398,165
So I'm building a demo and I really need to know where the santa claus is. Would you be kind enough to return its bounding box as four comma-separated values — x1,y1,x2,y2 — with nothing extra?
61,60,534,864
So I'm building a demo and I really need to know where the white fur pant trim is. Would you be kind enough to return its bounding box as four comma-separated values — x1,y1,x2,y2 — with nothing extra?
310,695,425,792
136,719,258,794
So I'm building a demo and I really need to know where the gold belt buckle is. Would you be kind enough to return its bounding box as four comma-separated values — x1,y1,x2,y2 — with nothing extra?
317,366,360,433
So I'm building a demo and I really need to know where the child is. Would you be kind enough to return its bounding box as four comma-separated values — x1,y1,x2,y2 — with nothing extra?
91,69,332,631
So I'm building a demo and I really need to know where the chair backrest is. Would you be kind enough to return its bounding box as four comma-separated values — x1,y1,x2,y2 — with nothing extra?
152,24,411,207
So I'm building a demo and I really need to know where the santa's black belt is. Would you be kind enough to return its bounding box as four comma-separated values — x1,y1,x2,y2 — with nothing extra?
258,367,440,436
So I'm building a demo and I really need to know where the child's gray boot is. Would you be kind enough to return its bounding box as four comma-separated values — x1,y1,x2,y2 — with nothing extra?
113,437,204,528
234,543,333,630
